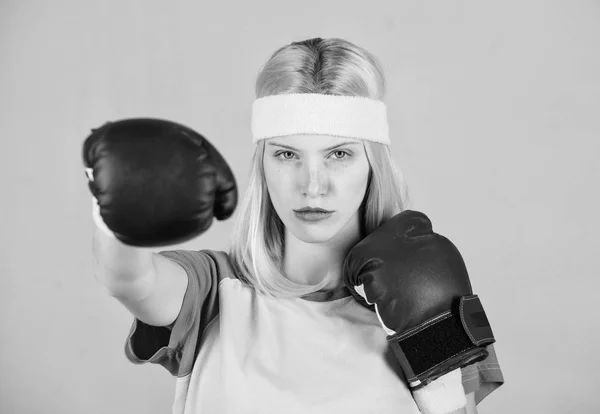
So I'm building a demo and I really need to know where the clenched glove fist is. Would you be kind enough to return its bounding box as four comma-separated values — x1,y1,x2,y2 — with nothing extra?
343,210,495,414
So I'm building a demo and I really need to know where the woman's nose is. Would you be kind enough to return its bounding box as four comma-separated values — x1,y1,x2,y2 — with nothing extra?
300,162,328,197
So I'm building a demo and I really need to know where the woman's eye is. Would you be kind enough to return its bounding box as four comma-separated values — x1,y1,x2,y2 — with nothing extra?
277,151,296,160
332,150,350,160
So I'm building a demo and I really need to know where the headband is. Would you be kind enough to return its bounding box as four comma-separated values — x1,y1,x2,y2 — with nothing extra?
251,93,390,145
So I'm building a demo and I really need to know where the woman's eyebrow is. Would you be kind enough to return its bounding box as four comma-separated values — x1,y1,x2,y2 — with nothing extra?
267,141,360,151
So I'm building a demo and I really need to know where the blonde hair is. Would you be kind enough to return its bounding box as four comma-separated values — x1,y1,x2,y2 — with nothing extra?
227,37,409,298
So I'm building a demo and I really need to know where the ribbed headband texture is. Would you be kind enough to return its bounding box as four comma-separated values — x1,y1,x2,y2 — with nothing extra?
251,93,390,145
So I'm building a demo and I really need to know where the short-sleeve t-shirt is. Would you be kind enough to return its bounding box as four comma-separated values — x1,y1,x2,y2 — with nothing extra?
125,250,504,414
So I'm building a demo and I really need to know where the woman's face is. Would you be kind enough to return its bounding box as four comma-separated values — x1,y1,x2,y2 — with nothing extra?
263,134,370,244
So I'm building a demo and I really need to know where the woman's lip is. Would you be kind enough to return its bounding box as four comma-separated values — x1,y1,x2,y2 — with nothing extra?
293,211,334,222
293,209,334,213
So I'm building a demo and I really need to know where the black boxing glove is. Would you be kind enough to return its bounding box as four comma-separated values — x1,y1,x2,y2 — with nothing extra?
343,210,495,414
83,118,237,247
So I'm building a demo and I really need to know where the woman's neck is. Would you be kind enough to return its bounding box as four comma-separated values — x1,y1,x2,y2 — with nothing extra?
282,215,363,290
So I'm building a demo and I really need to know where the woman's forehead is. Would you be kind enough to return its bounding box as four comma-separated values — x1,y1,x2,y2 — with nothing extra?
267,135,363,150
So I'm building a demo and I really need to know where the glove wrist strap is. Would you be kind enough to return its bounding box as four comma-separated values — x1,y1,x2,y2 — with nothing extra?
389,294,495,389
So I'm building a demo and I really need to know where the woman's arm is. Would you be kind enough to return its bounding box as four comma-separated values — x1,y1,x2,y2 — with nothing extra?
93,226,188,328
449,392,478,414
466,392,478,414
85,118,236,330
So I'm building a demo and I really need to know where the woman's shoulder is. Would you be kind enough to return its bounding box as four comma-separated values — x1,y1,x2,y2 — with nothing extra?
158,248,238,284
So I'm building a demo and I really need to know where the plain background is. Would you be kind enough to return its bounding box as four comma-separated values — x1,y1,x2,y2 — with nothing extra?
1,0,599,413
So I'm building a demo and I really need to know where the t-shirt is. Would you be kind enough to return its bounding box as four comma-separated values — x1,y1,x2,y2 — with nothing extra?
125,249,504,414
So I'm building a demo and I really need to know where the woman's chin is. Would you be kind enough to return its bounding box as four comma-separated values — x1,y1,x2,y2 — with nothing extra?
288,222,339,244
294,230,336,244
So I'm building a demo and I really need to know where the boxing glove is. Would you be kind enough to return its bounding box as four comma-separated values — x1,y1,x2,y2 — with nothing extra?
343,210,495,413
83,118,237,247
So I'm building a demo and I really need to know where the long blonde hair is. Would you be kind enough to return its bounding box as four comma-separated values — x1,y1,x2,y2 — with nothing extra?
227,37,409,298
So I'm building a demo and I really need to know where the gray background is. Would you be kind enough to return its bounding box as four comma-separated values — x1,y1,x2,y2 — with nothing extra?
1,0,598,413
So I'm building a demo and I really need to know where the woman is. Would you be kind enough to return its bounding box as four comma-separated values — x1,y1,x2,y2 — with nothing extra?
86,37,503,413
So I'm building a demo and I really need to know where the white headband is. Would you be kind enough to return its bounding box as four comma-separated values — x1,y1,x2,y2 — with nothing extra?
251,93,390,145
